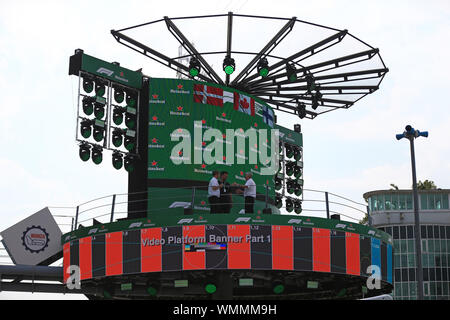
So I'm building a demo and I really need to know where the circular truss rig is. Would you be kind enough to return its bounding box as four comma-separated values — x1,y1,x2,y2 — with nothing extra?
111,13,388,119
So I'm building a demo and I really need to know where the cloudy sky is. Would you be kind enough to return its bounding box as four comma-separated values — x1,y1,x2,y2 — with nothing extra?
0,0,449,299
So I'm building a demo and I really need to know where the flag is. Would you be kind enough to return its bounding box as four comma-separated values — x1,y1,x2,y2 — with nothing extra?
262,105,274,128
193,84,223,107
233,92,255,116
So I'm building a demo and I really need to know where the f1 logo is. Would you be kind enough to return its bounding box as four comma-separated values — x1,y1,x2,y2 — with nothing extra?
96,67,114,77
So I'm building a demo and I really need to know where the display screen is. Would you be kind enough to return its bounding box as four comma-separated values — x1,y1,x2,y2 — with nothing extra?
146,78,300,215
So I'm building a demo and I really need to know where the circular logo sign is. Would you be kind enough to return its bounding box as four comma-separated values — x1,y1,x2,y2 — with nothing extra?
21,225,49,253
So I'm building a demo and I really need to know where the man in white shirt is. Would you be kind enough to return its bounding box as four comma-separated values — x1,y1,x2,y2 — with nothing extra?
234,172,256,213
208,170,222,214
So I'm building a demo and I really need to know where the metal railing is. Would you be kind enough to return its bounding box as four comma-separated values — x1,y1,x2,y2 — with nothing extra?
44,186,368,232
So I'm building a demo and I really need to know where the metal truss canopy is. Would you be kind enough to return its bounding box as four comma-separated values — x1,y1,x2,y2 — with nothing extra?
111,13,388,120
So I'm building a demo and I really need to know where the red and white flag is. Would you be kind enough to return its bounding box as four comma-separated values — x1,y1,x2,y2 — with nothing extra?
233,92,255,116
193,84,223,107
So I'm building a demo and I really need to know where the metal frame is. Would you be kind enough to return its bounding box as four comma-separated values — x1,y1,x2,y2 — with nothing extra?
111,13,388,120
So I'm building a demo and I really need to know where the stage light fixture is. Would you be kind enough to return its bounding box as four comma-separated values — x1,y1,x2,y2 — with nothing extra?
311,91,322,110
285,197,294,213
82,76,94,93
273,280,285,294
294,199,302,214
294,183,302,196
112,151,123,170
94,102,105,120
95,79,107,97
275,193,283,209
124,154,135,172
296,102,306,119
112,86,125,104
294,147,302,161
124,130,136,152
125,107,137,130
126,91,137,108
286,179,294,194
79,143,91,162
189,57,201,77
275,177,282,191
112,129,124,148
285,144,294,158
93,120,105,142
82,96,95,116
294,166,302,179
91,145,103,165
80,119,92,139
305,74,315,93
286,63,297,82
257,57,269,77
113,106,125,126
205,283,217,294
223,56,235,75
286,161,294,176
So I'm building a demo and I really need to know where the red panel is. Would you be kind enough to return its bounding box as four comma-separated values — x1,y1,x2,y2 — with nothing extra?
313,228,330,272
106,232,123,276
227,225,251,269
141,228,162,273
182,225,206,270
272,225,293,270
345,232,360,275
79,237,92,280
63,242,70,284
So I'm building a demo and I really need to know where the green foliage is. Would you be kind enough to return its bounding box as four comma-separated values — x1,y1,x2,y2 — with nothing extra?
417,180,437,190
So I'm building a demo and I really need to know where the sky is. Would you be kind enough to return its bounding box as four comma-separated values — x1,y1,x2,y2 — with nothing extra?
0,0,449,299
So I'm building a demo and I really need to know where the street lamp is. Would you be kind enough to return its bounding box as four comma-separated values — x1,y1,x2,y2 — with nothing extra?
396,125,428,300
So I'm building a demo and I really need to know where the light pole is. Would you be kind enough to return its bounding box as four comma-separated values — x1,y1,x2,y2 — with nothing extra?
396,125,428,300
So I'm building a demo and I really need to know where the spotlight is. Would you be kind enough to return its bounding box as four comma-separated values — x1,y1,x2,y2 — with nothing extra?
113,86,125,104
124,154,135,172
113,106,125,126
285,197,294,213
286,161,294,176
294,147,302,161
273,280,285,294
91,145,103,165
286,179,294,194
294,199,302,214
80,119,92,139
275,193,283,209
125,107,137,130
286,63,297,82
257,57,269,78
95,79,107,97
311,91,322,110
124,130,136,152
112,129,124,148
294,166,302,179
305,74,315,93
223,56,235,75
112,151,123,170
79,143,91,162
82,76,94,94
275,177,282,191
296,102,306,119
294,183,302,196
82,96,95,116
205,283,217,294
126,91,137,108
189,57,201,77
285,144,294,158
94,102,105,120
93,120,105,142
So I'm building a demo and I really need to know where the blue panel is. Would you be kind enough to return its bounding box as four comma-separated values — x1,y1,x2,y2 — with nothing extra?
371,238,381,279
387,244,393,284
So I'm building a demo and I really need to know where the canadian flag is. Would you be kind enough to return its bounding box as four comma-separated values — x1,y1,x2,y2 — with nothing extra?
233,92,255,116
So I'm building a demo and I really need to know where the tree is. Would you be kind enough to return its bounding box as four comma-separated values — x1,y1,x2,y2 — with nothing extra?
417,180,437,190
359,213,369,225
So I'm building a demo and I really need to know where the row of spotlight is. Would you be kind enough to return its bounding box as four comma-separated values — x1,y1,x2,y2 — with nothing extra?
275,193,302,214
77,74,138,172
279,143,302,160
